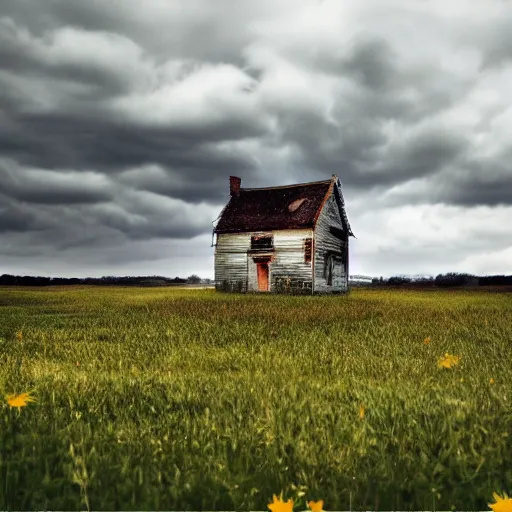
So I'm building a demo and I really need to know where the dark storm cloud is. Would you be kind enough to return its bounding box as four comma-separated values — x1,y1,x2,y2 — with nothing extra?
273,99,469,193
83,197,214,241
0,159,113,205
0,111,259,191
0,17,143,99
1,0,511,277
0,0,283,71
446,176,512,207
0,9,266,198
0,1,503,206
0,192,214,259
356,129,469,188
435,160,512,207
247,30,477,196
0,196,48,233
339,38,398,91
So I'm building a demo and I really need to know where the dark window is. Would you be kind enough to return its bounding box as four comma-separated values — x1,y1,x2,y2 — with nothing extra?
323,253,333,286
329,226,345,240
304,238,312,264
251,235,273,251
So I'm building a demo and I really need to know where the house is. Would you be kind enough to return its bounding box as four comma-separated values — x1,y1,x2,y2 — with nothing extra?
212,175,354,294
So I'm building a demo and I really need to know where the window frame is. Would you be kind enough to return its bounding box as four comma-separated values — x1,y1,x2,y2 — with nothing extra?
250,234,273,251
304,238,312,264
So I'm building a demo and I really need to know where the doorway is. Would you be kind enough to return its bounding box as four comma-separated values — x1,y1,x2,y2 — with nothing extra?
256,262,269,292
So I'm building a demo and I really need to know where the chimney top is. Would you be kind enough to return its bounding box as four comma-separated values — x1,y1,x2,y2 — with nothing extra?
229,176,241,196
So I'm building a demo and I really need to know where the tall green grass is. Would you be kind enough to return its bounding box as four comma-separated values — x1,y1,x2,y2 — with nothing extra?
0,286,511,510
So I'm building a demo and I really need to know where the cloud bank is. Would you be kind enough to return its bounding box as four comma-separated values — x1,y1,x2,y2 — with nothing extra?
1,0,511,277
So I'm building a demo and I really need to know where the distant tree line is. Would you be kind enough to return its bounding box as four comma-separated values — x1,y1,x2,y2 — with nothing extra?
2,272,511,288
370,272,512,288
0,274,213,287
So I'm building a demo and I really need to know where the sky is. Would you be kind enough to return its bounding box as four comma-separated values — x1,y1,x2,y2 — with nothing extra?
1,0,512,279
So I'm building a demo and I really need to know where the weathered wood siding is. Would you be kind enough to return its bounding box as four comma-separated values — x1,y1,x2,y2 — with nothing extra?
313,188,349,293
270,230,313,294
214,233,250,292
214,229,313,293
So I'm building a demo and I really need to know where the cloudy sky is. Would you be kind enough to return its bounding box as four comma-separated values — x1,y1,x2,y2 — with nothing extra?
1,0,511,279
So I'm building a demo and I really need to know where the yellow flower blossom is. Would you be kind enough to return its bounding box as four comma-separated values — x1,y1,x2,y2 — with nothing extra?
6,392,36,408
490,378,495,385
424,336,431,345
268,494,294,512
16,331,23,341
488,492,512,512
438,353,460,369
308,499,324,512
359,404,365,419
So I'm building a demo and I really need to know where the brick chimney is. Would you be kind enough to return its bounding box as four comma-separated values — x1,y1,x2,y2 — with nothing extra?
229,176,241,196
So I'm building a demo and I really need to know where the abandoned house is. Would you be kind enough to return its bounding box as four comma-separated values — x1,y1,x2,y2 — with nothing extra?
213,175,354,294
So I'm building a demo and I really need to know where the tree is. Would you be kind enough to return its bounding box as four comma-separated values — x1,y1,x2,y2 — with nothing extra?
187,274,201,284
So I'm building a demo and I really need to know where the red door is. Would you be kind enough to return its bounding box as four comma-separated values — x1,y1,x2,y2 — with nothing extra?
257,263,269,291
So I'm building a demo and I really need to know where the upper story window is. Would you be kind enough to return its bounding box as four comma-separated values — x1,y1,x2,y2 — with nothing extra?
251,234,273,251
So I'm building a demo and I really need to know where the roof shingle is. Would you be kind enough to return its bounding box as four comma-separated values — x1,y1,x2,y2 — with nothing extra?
214,179,333,234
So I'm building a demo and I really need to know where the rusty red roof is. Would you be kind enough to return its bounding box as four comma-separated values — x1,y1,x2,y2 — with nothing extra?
214,178,340,234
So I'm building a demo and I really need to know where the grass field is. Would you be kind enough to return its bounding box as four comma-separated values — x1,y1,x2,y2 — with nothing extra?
1,286,511,511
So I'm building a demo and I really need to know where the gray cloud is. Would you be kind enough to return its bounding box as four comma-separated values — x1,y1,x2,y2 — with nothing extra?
0,197,48,233
0,159,113,204
0,0,511,277
341,38,398,91
432,161,512,207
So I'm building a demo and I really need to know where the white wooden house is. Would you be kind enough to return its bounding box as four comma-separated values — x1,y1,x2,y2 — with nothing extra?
213,175,354,294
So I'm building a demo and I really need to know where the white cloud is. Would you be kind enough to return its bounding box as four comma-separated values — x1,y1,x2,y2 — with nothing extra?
350,203,512,276
109,63,269,132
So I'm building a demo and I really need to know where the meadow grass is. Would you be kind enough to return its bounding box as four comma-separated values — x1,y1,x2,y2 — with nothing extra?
0,286,511,510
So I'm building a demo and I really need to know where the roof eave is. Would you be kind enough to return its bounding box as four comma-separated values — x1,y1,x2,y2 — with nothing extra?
214,225,315,235
311,177,336,228
312,175,356,238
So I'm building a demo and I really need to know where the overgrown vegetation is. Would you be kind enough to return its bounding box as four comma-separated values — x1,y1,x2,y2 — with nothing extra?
0,286,511,510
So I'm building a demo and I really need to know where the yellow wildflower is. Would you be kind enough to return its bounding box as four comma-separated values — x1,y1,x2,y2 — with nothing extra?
424,336,431,345
490,378,495,385
359,404,365,419
268,494,294,512
6,392,36,408
488,492,512,512
16,331,22,341
308,500,324,512
438,353,460,369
